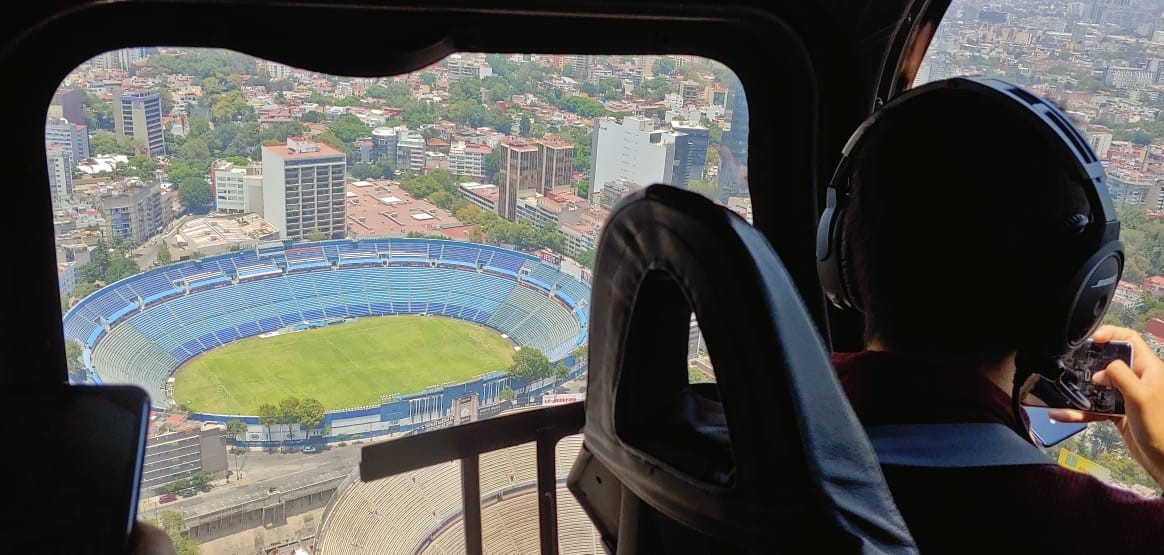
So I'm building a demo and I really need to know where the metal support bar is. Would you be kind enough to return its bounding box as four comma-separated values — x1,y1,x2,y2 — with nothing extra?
360,402,584,482
461,455,483,555
536,437,559,555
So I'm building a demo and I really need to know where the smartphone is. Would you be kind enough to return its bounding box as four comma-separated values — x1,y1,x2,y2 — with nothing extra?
0,384,150,554
1024,406,1087,447
1024,340,1133,416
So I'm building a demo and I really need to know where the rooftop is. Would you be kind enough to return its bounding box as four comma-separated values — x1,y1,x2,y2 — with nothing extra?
263,138,345,160
345,180,465,237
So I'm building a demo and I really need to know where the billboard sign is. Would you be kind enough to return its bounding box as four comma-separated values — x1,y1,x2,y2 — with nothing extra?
541,393,584,405
539,249,562,266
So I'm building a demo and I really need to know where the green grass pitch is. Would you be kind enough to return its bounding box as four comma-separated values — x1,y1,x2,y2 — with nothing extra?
173,316,516,414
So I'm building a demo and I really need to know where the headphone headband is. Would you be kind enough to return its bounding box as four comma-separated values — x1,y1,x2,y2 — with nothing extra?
816,76,1124,355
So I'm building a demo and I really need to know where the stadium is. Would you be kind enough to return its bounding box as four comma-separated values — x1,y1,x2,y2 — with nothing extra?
62,237,591,429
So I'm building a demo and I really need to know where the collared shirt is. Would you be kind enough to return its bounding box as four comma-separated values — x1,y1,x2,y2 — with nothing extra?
834,351,1164,554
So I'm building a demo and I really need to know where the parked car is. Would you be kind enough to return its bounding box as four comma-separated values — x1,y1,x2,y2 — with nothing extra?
159,494,177,504
302,444,319,454
179,489,197,498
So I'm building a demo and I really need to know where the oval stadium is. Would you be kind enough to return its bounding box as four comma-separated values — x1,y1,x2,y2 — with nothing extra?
61,238,590,414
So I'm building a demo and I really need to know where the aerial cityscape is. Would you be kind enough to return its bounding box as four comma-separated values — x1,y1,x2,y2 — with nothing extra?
40,0,1164,551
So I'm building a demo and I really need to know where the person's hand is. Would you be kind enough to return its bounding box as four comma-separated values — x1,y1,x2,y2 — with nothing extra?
1049,325,1164,487
131,521,176,555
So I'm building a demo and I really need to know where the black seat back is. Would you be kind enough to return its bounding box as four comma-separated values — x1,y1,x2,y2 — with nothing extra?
567,185,917,554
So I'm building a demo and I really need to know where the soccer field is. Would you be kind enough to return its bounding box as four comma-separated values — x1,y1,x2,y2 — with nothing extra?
173,316,516,414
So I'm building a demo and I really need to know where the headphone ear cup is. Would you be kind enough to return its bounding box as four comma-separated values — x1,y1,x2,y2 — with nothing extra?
836,214,862,312
1060,240,1124,352
817,203,855,310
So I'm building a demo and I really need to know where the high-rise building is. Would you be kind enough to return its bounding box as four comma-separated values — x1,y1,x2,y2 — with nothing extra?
211,160,263,213
446,54,494,80
448,141,492,180
395,131,427,174
497,139,540,221
371,127,398,164
97,179,170,243
114,90,166,156
97,48,148,71
51,88,86,125
537,140,574,194
563,55,597,79
671,122,709,182
262,137,347,240
1087,131,1113,159
45,143,73,210
45,118,90,166
589,116,687,196
719,79,749,198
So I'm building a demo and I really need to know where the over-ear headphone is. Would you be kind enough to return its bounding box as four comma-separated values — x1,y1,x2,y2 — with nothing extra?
816,76,1124,357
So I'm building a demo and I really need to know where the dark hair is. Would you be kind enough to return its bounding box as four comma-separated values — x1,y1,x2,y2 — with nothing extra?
845,89,1092,362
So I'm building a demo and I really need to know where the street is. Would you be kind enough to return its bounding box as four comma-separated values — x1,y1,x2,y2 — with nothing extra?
142,441,364,519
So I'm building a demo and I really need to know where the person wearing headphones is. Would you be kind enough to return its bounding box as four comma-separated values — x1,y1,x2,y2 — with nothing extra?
816,77,1164,552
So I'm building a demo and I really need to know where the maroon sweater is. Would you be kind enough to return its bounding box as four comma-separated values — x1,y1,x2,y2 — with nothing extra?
833,351,1164,554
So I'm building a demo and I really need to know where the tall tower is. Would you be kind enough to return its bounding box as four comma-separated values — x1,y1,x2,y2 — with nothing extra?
537,140,574,194
498,139,540,221
115,90,166,156
262,137,347,240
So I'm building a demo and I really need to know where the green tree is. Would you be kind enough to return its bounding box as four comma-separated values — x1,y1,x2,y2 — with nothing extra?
65,339,85,379
179,177,213,214
687,179,720,201
575,248,596,269
519,115,532,137
350,163,380,180
482,149,501,183
295,398,326,429
149,510,199,555
574,179,589,198
83,93,114,130
72,280,98,300
225,155,249,166
508,348,552,382
554,361,571,381
127,155,157,180
225,419,247,440
155,241,171,265
572,344,588,365
301,110,322,123
166,162,204,184
305,229,328,242
635,77,670,102
188,469,213,491
328,114,370,143
104,257,140,284
652,57,676,75
89,133,130,156
420,72,437,86
277,397,302,428
258,403,278,443
499,386,515,401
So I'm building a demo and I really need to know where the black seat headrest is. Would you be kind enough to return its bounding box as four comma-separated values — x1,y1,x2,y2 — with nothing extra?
568,185,917,553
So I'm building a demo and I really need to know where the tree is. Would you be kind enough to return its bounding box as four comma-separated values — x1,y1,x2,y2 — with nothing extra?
65,339,85,380
574,179,589,198
295,398,326,429
166,162,204,184
456,204,484,224
149,510,200,555
652,57,676,76
257,403,278,443
188,469,213,491
572,344,588,366
575,248,596,269
127,155,157,180
72,280,97,300
420,72,437,86
635,77,670,102
499,386,515,401
179,177,213,214
104,257,140,284
554,361,570,381
328,114,370,143
225,419,247,440
305,229,328,241
152,241,170,265
519,115,532,137
482,149,501,183
687,179,720,201
351,163,380,180
508,348,552,382
90,133,131,156
300,110,322,123
225,155,249,166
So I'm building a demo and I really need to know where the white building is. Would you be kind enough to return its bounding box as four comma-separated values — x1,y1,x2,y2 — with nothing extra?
395,132,426,174
262,137,347,240
46,143,73,209
589,116,683,195
1087,131,1113,159
446,54,494,80
448,141,492,179
45,118,90,165
211,160,263,213
57,261,76,296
